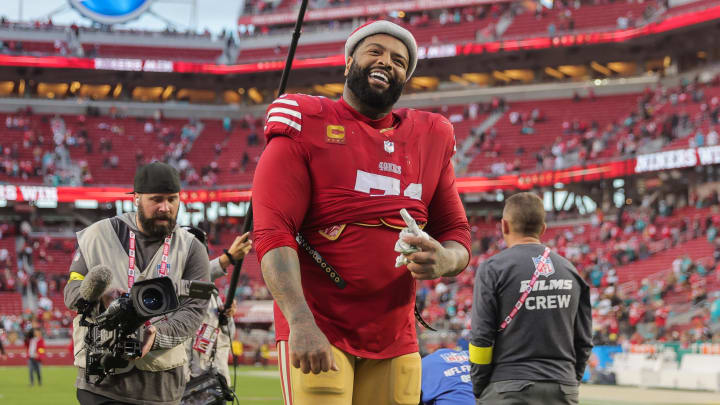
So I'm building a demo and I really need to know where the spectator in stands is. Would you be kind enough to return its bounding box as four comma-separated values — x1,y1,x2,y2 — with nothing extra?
24,328,45,386
548,22,556,36
467,103,479,120
708,128,718,146
530,108,544,122
711,295,720,323
241,151,250,172
520,121,535,135
695,130,705,148
617,15,629,29
247,130,258,146
102,155,119,169
99,137,112,152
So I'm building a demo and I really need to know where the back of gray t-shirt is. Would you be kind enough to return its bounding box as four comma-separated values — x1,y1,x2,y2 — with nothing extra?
470,243,592,388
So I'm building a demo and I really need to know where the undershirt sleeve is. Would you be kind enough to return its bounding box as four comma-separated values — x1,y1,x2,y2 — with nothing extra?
252,136,311,263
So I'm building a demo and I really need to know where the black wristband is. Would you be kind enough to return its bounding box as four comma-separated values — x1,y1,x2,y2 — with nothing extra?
223,249,237,266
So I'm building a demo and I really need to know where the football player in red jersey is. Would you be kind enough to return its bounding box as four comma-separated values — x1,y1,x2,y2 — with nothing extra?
252,20,471,405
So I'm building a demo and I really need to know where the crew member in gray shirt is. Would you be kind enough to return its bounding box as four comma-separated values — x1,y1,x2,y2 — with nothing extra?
470,192,592,405
65,162,210,405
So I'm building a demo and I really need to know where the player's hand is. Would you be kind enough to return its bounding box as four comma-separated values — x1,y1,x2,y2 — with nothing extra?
289,320,339,374
228,232,252,260
140,325,157,358
394,208,430,267
101,287,125,309
401,235,457,280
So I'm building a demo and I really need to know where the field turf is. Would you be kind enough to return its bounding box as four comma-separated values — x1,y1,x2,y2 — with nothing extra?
0,365,283,405
1,366,719,405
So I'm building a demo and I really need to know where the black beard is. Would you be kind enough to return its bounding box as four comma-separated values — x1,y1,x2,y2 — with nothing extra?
137,204,176,238
346,61,404,111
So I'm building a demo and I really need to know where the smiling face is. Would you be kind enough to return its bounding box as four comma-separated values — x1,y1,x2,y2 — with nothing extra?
345,34,409,111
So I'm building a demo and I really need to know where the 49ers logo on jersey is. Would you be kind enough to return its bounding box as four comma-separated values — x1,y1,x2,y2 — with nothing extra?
326,125,346,144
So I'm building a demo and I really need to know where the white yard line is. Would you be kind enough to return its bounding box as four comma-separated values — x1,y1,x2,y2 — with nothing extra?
235,370,279,378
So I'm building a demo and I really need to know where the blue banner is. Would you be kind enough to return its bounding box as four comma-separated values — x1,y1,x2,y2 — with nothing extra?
583,345,622,382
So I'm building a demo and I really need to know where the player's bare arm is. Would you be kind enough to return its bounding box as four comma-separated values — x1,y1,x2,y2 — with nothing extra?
260,246,339,374
402,236,469,280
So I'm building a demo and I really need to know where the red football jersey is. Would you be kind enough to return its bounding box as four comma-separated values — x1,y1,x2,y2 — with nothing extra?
253,94,470,359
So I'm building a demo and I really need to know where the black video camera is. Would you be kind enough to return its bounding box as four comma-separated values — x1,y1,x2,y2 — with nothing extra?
81,277,179,384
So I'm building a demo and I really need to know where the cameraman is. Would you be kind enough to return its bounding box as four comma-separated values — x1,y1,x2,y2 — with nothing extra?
64,162,210,405
185,231,251,387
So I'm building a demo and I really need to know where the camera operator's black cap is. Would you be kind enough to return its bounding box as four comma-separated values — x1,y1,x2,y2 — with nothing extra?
131,162,181,194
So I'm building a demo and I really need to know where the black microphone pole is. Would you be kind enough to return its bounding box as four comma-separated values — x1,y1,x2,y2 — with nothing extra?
220,0,310,326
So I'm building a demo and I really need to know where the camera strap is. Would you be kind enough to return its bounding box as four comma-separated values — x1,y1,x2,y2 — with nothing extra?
498,246,551,331
127,231,172,290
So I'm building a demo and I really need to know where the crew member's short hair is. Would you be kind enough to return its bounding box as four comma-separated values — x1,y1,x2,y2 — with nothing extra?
503,192,545,238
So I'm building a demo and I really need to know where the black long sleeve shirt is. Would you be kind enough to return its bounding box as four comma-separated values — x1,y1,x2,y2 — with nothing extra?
470,243,593,397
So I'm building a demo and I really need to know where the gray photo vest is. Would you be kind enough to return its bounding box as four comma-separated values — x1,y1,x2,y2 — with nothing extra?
72,216,194,372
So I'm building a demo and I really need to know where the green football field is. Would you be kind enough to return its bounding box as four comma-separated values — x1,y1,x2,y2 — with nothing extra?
0,365,284,405
1,366,719,405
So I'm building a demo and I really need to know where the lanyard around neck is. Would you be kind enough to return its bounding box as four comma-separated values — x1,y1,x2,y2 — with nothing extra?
127,231,172,290
499,246,551,331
